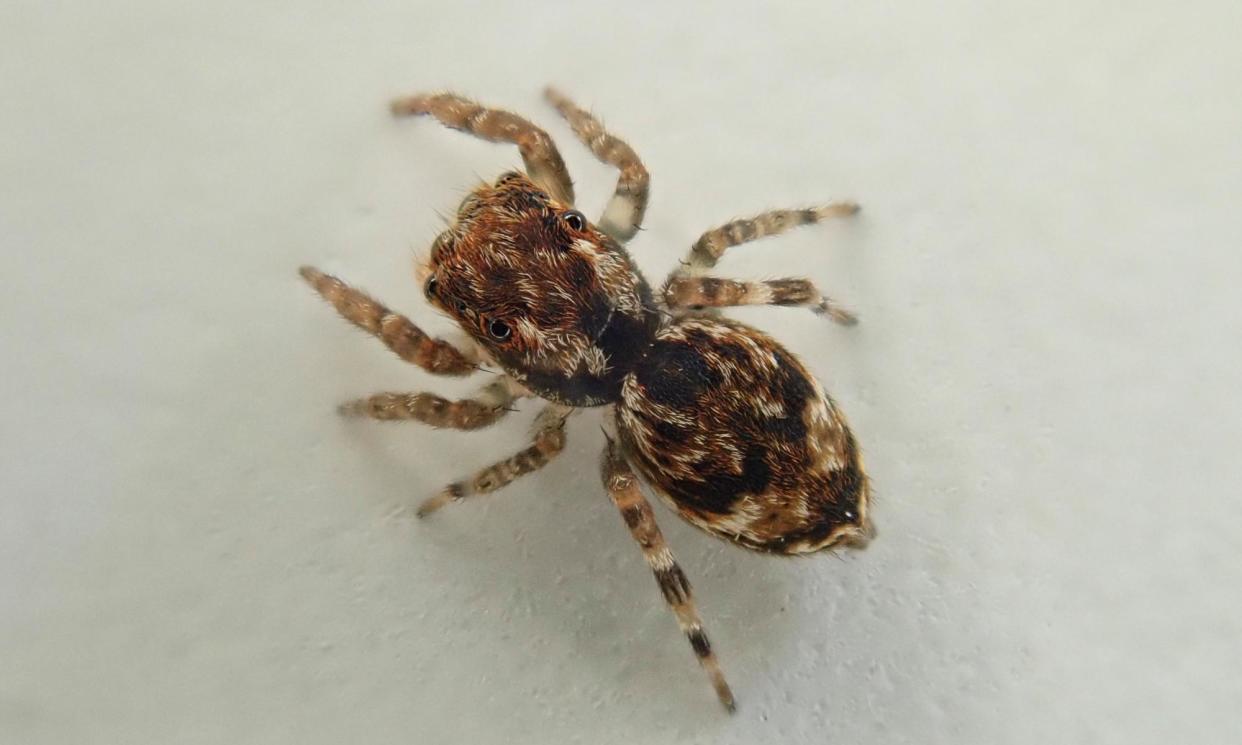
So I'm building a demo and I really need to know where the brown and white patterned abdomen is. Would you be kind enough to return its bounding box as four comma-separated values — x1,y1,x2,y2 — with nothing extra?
616,318,873,555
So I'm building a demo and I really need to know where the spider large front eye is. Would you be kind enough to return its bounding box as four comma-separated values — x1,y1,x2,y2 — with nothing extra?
562,210,586,231
424,276,438,299
486,318,511,341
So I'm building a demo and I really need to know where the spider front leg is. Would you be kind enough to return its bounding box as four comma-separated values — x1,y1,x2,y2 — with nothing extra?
664,276,858,325
339,377,529,430
299,267,478,375
544,87,649,242
416,404,571,518
390,92,575,205
298,265,476,372
679,203,859,272
601,437,736,713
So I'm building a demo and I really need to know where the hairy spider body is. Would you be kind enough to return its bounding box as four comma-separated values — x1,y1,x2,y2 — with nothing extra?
423,172,660,406
620,317,870,555
300,88,872,712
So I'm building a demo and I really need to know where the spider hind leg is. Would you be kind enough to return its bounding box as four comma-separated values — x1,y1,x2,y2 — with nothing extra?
601,437,736,712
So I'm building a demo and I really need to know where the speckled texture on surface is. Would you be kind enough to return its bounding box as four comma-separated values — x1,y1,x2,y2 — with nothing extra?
2,2,1240,743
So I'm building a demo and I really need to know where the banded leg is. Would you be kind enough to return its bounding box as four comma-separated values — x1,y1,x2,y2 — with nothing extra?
339,377,528,430
390,92,574,205
664,276,857,325
299,266,477,375
544,87,649,242
416,404,571,518
601,438,736,712
682,203,859,271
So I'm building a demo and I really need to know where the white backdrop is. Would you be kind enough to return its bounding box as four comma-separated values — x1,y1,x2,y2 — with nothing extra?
3,2,1239,743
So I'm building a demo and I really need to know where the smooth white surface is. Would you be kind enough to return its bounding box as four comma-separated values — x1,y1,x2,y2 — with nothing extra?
2,2,1240,743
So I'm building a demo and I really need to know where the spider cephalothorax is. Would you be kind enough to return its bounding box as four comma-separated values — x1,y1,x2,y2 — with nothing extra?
300,88,873,713
423,171,659,406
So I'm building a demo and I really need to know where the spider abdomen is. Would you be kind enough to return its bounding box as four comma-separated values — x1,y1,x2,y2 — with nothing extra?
616,317,872,554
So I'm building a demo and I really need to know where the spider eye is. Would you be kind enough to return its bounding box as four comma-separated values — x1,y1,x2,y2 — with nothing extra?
562,210,586,231
487,318,511,340
455,300,468,313
424,276,438,298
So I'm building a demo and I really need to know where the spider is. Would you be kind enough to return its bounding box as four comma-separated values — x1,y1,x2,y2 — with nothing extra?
299,87,874,712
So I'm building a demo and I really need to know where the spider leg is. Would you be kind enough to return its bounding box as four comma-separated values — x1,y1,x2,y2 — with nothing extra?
601,438,736,713
339,377,528,429
663,276,858,325
543,87,649,243
390,92,574,205
299,266,478,376
677,203,860,274
416,404,571,517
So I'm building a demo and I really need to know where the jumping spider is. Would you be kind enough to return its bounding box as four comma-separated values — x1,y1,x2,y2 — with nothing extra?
300,88,874,712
